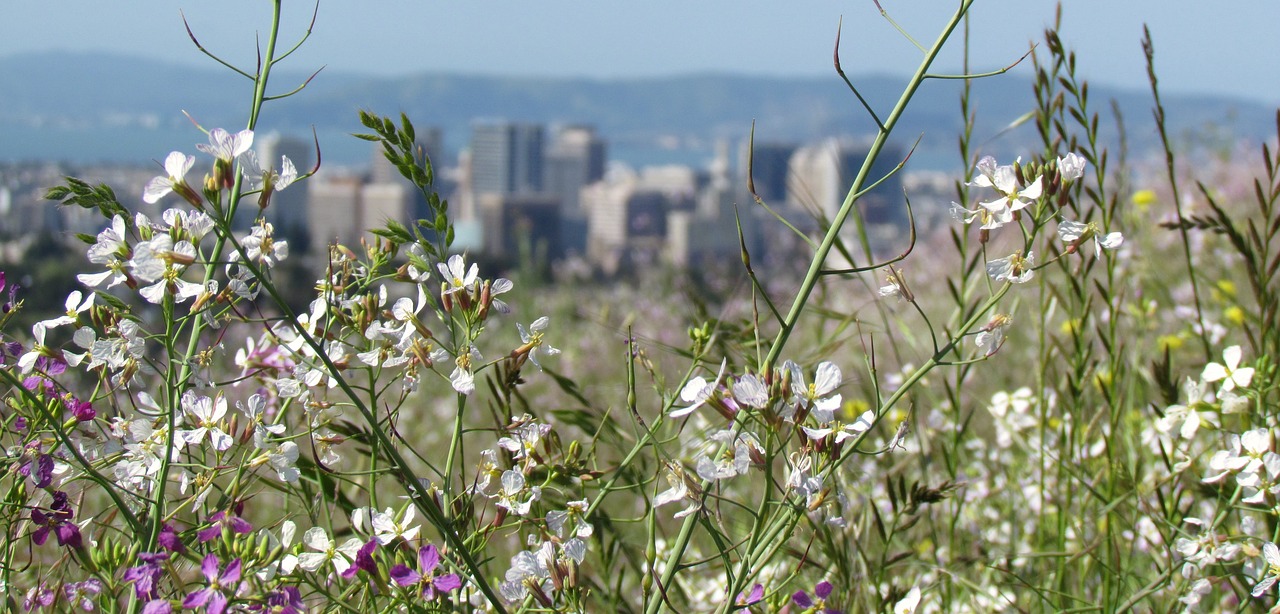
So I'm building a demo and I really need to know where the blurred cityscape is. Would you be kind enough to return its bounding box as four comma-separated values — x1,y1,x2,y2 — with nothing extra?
0,122,957,278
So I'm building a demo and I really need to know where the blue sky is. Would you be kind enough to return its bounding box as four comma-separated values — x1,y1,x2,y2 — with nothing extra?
2,1,1277,104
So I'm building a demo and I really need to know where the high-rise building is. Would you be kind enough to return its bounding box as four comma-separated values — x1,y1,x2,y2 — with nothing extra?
787,138,905,253
544,125,606,216
544,125,606,253
469,122,544,196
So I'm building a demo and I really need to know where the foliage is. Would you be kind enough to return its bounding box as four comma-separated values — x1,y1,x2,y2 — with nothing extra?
1,2,1278,613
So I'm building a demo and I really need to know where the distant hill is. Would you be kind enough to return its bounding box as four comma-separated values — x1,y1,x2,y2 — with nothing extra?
0,51,1273,169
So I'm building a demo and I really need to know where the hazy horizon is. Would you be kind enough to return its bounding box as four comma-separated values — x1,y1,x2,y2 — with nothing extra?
1,1,1277,105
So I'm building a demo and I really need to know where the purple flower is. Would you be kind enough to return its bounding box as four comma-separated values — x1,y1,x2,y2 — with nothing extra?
736,583,764,607
23,583,55,611
182,554,241,614
390,544,462,600
252,586,304,613
141,600,173,614
157,523,186,553
197,508,253,543
63,579,103,611
123,552,169,601
17,445,55,489
792,580,841,614
1,340,23,363
67,396,96,422
30,491,82,548
340,538,379,579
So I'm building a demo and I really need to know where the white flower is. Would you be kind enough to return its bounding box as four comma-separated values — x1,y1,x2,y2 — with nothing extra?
79,215,131,289
517,316,560,370
497,417,552,462
731,373,769,410
669,359,726,418
298,527,362,575
695,430,761,481
1202,345,1254,392
800,409,874,443
437,254,478,296
143,151,196,204
494,470,541,516
950,201,1012,231
371,506,420,545
969,156,1043,214
448,346,482,395
197,128,254,162
1057,152,1087,181
986,251,1035,284
489,277,514,314
178,391,233,451
785,360,842,423
894,587,922,614
238,149,298,192
1057,219,1123,258
1156,378,1216,440
654,463,700,519
1252,542,1280,596
265,442,300,482
975,314,1012,357
256,521,299,581
239,222,289,268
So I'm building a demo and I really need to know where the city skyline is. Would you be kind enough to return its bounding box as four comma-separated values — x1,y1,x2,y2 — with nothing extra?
0,2,1277,105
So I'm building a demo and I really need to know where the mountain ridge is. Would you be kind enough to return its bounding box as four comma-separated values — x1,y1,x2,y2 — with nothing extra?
1,51,1273,169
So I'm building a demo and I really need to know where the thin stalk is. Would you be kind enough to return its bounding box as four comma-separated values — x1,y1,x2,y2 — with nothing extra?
763,0,975,374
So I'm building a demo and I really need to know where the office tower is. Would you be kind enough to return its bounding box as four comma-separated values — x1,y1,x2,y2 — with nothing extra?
788,138,905,225
469,121,544,196
544,125,606,254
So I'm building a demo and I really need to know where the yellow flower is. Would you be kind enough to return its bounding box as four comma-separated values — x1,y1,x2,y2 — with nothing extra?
1225,306,1245,326
1132,189,1157,211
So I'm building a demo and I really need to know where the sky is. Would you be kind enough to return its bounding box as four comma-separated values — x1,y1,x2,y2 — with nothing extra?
1,1,1277,105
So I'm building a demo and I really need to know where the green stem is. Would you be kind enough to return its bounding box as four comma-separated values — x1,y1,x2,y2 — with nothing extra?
762,0,975,375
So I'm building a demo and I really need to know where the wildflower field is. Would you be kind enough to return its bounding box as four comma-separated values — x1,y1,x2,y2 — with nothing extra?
3,2,1279,612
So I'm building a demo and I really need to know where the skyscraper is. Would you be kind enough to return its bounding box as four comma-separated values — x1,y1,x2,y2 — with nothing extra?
469,122,544,196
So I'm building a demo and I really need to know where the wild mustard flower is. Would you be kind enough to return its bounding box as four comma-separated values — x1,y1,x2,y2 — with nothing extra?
1202,345,1254,393
1057,219,1123,258
986,251,1035,284
969,156,1043,215
1252,542,1280,596
143,151,199,206
1057,152,1087,181
669,359,727,418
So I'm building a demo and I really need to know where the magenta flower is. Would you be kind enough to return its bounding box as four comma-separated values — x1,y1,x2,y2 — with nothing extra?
197,507,253,543
63,579,103,611
157,523,186,553
252,586,304,613
67,396,96,422
17,444,55,489
736,583,764,607
23,583,55,611
123,552,169,600
30,491,82,548
792,580,841,614
340,538,379,579
390,544,462,600
182,554,242,614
